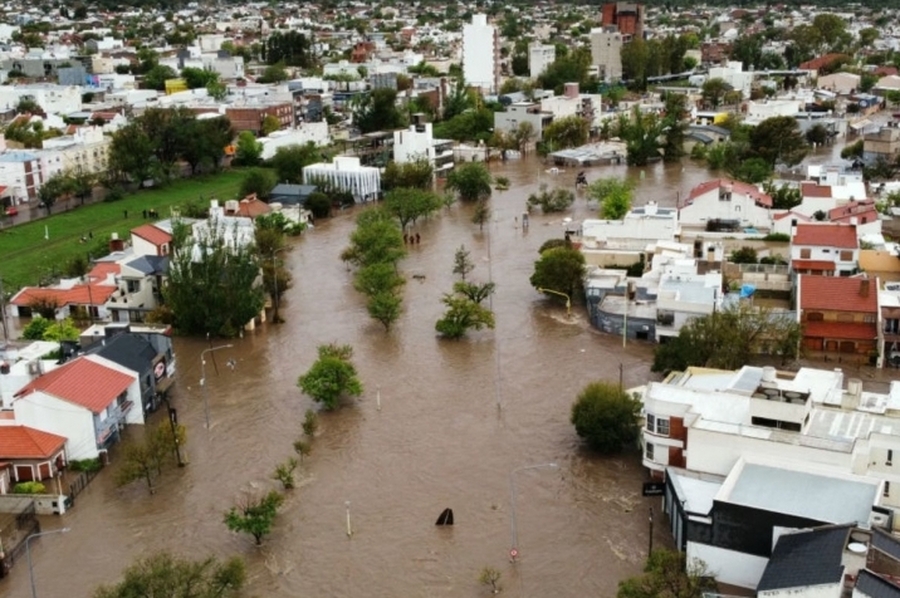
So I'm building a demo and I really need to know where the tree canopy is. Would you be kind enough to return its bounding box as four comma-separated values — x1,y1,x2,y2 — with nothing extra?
446,162,492,202
297,343,364,409
617,549,716,598
530,245,586,302
570,382,641,453
588,177,633,220
93,552,245,598
353,88,405,134
224,490,284,545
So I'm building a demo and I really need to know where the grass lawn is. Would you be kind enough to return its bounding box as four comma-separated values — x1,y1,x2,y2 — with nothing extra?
0,169,248,292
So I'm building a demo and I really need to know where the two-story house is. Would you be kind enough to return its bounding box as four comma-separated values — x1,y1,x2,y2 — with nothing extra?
654,269,722,343
130,223,173,257
12,355,143,460
493,101,554,138
678,179,773,232
98,253,168,324
791,223,859,277
798,275,880,361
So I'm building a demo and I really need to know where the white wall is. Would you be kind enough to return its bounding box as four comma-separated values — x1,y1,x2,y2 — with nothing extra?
688,541,769,589
394,123,436,164
529,42,555,79
13,391,98,460
259,123,330,161
759,583,843,598
680,189,772,230
463,14,497,92
790,243,858,273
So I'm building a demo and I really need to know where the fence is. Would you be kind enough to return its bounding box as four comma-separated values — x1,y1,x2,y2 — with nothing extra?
67,460,105,506
0,502,39,579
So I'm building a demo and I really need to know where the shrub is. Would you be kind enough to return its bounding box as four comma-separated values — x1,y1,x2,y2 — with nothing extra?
13,481,47,494
302,409,319,437
103,187,126,202
763,232,790,242
69,458,102,473
305,192,332,219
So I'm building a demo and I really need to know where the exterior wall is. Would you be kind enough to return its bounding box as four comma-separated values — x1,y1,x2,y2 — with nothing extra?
39,127,111,178
259,123,330,160
462,14,498,92
131,234,167,257
800,308,877,355
791,244,858,275
686,426,852,477
13,391,99,460
679,189,772,230
201,55,244,80
0,85,82,115
107,265,160,323
528,42,555,78
493,104,550,136
687,541,769,589
590,28,624,81
758,583,843,598
226,103,293,134
863,126,900,164
0,155,42,203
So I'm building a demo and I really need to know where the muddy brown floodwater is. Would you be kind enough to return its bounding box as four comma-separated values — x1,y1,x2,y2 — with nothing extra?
0,152,840,597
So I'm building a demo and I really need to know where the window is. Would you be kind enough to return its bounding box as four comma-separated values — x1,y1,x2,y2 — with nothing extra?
646,413,655,431
126,279,140,293
840,251,853,261
822,249,831,253
807,312,824,322
885,481,891,498
656,418,670,436
800,248,811,259
645,443,654,461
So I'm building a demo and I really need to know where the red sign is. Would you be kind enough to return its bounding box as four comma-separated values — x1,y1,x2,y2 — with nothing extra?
509,548,519,559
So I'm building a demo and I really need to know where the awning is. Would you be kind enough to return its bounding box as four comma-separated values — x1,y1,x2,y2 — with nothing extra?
155,376,175,394
850,119,872,130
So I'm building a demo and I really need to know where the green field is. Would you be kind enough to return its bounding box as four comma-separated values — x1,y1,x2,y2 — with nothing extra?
0,170,247,292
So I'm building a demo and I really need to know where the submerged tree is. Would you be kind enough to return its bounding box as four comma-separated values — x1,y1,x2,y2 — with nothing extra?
297,343,364,410
435,294,496,339
570,381,640,453
617,549,716,598
224,490,284,545
93,552,245,598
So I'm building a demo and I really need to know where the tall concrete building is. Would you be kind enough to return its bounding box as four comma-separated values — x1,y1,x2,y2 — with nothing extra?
590,26,624,82
462,13,500,93
601,2,644,40
528,41,556,79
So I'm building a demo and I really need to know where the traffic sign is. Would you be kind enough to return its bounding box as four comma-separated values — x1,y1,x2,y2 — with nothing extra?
509,548,519,559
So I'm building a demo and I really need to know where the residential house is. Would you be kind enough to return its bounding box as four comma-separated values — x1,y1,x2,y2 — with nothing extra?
0,425,66,483
269,184,317,206
225,102,293,135
130,222,173,257
665,456,883,589
678,179,773,232
39,125,110,179
98,252,168,324
0,150,43,204
493,102,554,138
795,180,869,219
864,125,900,165
12,354,143,460
790,223,859,276
880,283,900,369
828,201,881,237
302,156,381,202
798,275,879,360
392,118,454,176
8,262,118,321
580,202,679,255
223,196,271,218
655,268,722,343
84,329,175,415
818,72,862,95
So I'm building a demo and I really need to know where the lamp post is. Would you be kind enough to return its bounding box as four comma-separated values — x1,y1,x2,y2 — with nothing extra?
200,344,234,430
536,288,571,319
270,246,289,324
27,527,70,598
509,462,559,562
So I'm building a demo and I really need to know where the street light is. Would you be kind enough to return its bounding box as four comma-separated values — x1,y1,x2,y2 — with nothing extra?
509,462,559,562
536,287,571,319
270,246,290,324
27,527,70,598
200,344,234,430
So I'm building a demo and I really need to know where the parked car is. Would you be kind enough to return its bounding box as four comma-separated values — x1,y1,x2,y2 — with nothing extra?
5,206,17,216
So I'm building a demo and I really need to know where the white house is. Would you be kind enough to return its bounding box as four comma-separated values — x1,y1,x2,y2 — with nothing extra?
708,61,753,98
0,150,43,203
790,222,859,276
655,266,722,343
462,14,499,93
259,124,330,161
580,202,679,250
39,125,111,179
392,121,454,176
818,72,861,95
302,156,381,201
9,262,118,321
0,84,82,114
12,354,143,460
678,179,773,231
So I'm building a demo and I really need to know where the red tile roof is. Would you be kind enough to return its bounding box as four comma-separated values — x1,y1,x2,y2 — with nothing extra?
773,210,811,222
792,223,858,249
232,198,271,218
801,182,832,198
131,223,172,247
792,260,835,271
11,283,117,308
799,275,878,312
828,200,878,224
0,425,66,459
874,66,899,77
686,179,773,207
803,321,877,341
800,53,850,71
15,356,134,413
88,262,120,282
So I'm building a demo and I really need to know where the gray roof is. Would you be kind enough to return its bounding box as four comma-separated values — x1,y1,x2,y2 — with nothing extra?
126,255,169,275
856,570,900,598
86,333,157,376
270,184,317,203
725,463,878,525
756,525,850,592
872,529,900,562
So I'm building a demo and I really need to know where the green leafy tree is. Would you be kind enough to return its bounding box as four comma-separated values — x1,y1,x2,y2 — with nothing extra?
538,48,591,94
570,381,640,453
142,64,177,90
270,142,321,184
588,177,633,219
621,37,650,84
662,93,688,162
652,303,802,373
453,281,495,304
435,294,495,339
433,108,495,143
341,211,406,268
21,317,51,340
443,76,474,121
526,184,575,213
257,63,288,84
67,168,96,205
234,131,263,167
43,317,80,341
615,108,665,166
107,123,158,185
750,116,808,167
164,219,266,336
701,77,731,109
297,343,364,410
261,30,314,67
383,187,442,230
273,458,298,490
731,157,772,184
805,124,830,146
763,182,802,210
92,552,245,598
38,172,71,214
446,162,492,202
180,117,234,175
367,291,403,331
353,88,406,134
353,262,405,296
542,115,589,150
224,490,284,545
381,159,434,191
471,199,491,231
240,168,277,200
453,244,475,281
730,247,758,264
180,66,218,89
530,246,586,301
617,549,716,598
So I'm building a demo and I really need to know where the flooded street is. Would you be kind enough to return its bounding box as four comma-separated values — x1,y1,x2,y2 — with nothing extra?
0,151,842,597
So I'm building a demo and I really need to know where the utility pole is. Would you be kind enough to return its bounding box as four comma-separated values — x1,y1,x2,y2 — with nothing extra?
648,507,654,557
0,275,9,347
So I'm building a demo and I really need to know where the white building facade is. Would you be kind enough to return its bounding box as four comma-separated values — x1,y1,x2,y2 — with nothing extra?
462,14,499,93
528,42,556,79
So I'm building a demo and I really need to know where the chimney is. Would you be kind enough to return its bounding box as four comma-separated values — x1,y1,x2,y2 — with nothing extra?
860,279,870,297
564,82,579,98
109,231,124,252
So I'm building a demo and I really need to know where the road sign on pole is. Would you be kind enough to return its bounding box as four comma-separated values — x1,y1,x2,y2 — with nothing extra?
509,548,519,560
